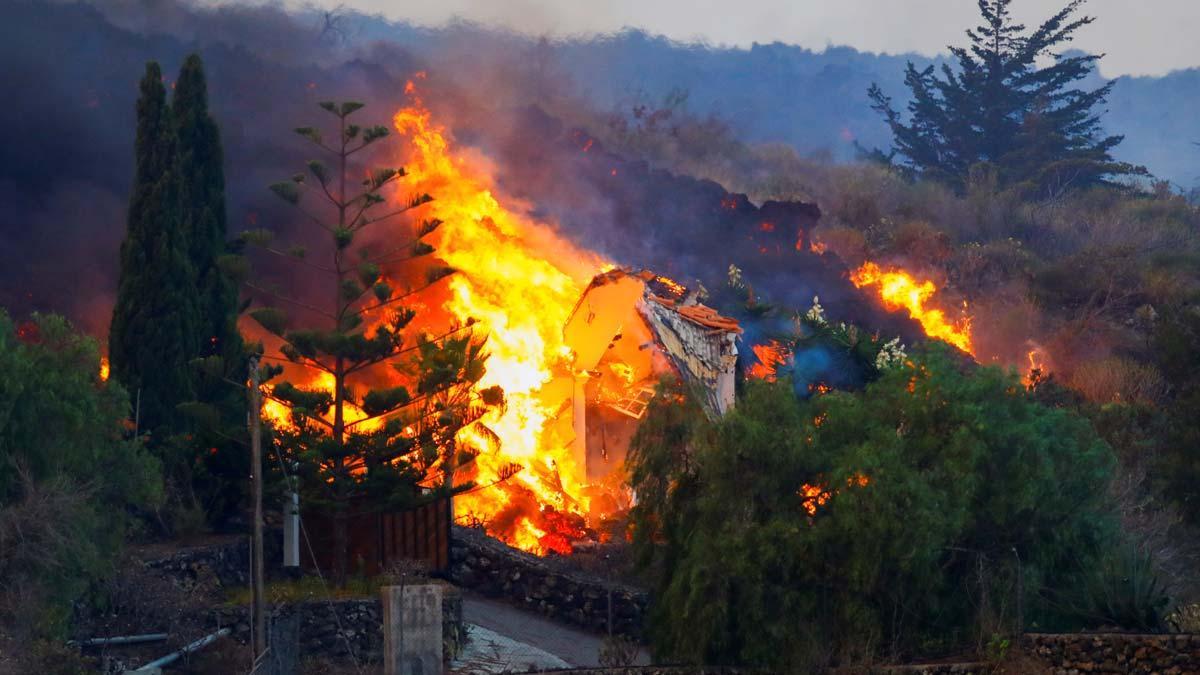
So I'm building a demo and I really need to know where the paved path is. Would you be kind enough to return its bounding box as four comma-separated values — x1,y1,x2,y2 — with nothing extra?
461,591,650,668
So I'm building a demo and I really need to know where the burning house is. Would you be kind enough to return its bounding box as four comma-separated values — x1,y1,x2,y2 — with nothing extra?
562,268,741,484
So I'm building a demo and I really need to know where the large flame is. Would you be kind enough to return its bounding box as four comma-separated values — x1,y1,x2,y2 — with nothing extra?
849,262,973,354
392,92,607,553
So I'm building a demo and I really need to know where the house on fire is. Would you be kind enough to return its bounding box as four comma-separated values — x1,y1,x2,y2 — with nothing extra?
562,268,742,483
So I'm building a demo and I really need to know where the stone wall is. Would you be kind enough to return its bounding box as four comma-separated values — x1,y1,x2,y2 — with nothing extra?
143,534,282,590
1022,632,1200,674
210,584,463,664
448,526,649,637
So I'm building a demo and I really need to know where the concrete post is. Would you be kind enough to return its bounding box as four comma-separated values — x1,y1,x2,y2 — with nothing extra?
382,584,443,675
283,491,299,568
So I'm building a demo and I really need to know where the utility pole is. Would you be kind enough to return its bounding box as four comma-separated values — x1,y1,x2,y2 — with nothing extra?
249,356,266,660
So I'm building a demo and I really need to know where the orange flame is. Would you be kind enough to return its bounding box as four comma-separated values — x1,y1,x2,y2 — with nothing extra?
849,262,973,354
99,357,110,382
391,94,608,553
748,341,789,381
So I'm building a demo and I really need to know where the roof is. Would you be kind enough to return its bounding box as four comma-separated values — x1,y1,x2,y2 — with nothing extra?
581,267,742,334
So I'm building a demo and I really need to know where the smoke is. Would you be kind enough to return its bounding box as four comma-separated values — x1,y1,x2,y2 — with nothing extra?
1,0,922,353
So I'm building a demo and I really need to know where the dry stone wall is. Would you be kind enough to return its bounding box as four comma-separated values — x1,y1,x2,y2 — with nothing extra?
447,526,649,637
1023,632,1200,674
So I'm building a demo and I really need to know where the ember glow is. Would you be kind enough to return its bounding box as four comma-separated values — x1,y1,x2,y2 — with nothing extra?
391,91,608,553
849,262,973,354
99,356,110,382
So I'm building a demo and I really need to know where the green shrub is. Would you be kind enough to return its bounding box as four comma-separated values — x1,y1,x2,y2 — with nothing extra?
629,346,1118,669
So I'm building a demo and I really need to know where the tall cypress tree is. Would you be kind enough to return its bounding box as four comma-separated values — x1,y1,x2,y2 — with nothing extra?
109,62,200,434
868,0,1147,195
172,54,248,523
174,54,243,364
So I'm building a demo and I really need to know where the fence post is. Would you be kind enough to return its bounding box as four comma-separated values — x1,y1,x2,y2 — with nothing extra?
382,584,443,675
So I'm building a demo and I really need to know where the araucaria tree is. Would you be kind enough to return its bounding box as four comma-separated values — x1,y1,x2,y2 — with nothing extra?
868,0,1146,195
109,62,200,434
247,101,500,584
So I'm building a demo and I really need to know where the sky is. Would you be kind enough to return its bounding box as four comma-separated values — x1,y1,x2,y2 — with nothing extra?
261,0,1199,78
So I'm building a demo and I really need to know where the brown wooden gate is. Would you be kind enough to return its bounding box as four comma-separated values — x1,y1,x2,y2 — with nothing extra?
302,496,451,577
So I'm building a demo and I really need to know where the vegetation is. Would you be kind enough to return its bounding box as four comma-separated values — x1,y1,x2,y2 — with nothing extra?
629,345,1118,669
108,61,200,435
108,56,248,532
868,0,1146,194
0,312,162,638
245,101,501,584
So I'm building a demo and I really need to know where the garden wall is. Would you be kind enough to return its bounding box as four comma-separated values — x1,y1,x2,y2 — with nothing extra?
1022,632,1200,673
210,585,463,664
447,526,649,637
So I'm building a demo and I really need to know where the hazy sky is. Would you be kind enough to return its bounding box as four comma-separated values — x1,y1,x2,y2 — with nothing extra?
277,0,1199,77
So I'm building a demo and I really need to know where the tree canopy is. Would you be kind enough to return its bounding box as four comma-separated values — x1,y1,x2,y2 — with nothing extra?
868,0,1146,195
629,345,1118,669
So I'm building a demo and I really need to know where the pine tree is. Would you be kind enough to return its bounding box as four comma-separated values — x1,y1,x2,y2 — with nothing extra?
109,62,200,434
246,101,501,584
868,0,1147,195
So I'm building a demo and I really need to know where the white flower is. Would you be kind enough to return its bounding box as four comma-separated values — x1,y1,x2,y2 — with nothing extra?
805,296,827,326
875,337,907,370
727,264,744,289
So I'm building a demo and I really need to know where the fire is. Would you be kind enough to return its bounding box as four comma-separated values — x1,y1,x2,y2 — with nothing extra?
99,356,110,381
849,262,973,354
748,341,789,381
392,93,606,553
1023,346,1049,387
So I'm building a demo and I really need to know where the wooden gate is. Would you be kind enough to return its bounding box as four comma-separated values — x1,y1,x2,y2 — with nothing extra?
302,496,451,577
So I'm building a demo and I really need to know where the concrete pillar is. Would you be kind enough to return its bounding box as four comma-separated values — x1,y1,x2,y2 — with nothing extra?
382,584,443,675
571,371,590,479
283,491,299,568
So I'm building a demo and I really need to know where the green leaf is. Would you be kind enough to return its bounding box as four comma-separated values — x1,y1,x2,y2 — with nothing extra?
340,101,365,116
318,101,338,114
307,160,329,185
358,262,381,287
216,253,250,282
373,282,392,303
334,227,353,249
294,126,323,144
411,241,435,258
249,307,288,336
362,386,412,416
269,181,301,205
345,124,361,139
286,245,307,259
340,278,363,301
239,228,275,246
363,125,389,143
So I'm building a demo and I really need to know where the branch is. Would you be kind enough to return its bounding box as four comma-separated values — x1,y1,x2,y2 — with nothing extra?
244,282,335,320
261,247,336,274
342,322,476,376
262,391,334,430
352,276,451,317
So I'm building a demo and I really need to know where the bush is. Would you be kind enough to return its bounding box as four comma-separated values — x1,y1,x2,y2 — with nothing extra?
0,311,162,638
629,346,1118,669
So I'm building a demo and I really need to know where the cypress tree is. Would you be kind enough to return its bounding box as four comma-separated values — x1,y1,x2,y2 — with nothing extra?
868,0,1147,194
109,62,199,434
173,53,243,364
173,53,249,523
